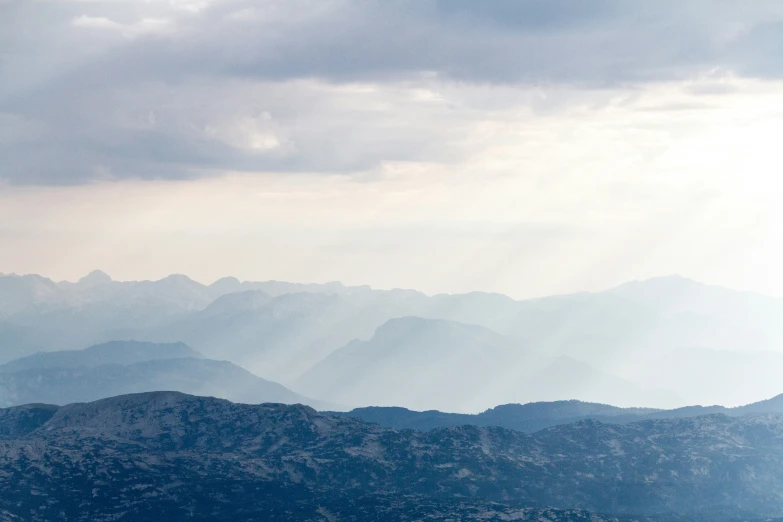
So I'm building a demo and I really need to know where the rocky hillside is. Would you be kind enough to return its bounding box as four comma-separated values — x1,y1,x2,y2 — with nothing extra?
2,392,783,520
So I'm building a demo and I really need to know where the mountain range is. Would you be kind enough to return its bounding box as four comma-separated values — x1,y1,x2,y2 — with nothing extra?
0,340,200,372
3,391,783,521
0,341,329,410
333,393,783,432
296,316,677,410
3,271,783,410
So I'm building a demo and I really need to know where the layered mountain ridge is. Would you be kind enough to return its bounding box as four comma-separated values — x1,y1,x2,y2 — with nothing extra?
0,341,330,410
4,272,783,410
333,393,783,432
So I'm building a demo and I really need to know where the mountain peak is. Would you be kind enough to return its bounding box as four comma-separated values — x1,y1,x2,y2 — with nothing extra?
0,340,205,374
372,316,482,341
158,274,201,287
618,274,698,289
209,276,241,288
202,289,272,315
77,270,112,285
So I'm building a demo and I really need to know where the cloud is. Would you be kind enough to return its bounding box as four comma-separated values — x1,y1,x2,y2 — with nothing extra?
72,14,173,38
71,15,121,29
84,0,783,85
4,0,783,185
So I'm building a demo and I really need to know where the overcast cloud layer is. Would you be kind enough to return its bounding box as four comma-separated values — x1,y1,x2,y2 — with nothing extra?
2,0,783,296
4,0,783,184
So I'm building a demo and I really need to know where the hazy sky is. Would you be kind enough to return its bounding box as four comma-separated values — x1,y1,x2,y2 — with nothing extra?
2,0,783,298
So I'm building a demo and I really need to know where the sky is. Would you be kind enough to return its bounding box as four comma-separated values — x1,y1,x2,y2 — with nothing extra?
2,0,783,298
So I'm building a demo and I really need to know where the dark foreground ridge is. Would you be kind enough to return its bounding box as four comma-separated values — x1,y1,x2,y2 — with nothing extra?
3,392,783,521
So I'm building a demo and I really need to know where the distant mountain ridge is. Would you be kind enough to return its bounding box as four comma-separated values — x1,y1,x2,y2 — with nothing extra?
297,316,678,411
333,393,783,432
0,340,201,373
297,316,540,411
0,341,330,410
0,271,375,318
4,271,783,408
